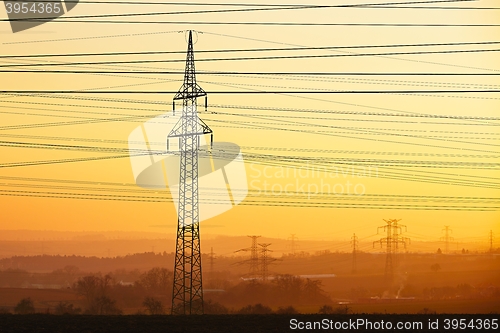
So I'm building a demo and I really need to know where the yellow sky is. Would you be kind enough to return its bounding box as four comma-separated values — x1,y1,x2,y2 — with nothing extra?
0,0,498,245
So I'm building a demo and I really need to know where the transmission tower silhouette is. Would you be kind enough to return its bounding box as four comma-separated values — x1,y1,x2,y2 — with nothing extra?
169,30,212,315
351,233,358,273
235,235,261,278
440,226,454,254
209,247,216,273
489,230,494,252
374,219,409,282
391,220,409,268
259,243,274,281
287,234,298,255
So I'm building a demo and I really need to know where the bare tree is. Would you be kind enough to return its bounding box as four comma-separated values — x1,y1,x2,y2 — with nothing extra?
54,302,81,315
138,268,172,295
142,297,164,315
14,298,35,314
73,274,119,314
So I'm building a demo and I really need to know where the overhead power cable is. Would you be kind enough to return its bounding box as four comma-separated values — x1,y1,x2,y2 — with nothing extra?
3,48,500,67
1,90,498,94
3,71,500,75
1,0,484,23
0,0,476,6
3,20,498,26
2,41,498,59
0,190,496,211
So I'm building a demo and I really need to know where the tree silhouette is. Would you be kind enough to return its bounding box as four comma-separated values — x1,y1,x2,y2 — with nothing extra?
276,305,298,314
74,274,121,314
430,263,441,273
54,302,81,315
238,303,273,314
89,296,122,315
14,298,35,314
204,300,229,314
142,297,164,315
318,305,334,314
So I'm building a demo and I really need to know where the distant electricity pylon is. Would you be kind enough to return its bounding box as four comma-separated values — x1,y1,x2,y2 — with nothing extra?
235,235,261,278
351,233,358,273
209,247,216,273
287,234,299,255
489,230,494,252
392,220,410,268
170,31,212,315
440,226,454,254
374,219,409,282
259,243,275,281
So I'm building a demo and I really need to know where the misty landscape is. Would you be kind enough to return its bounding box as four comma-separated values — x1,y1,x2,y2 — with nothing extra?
1,0,500,331
0,231,498,318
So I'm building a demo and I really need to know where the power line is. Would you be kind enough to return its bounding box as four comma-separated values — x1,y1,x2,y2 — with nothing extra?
202,31,499,75
2,41,499,59
1,4,337,21
4,49,500,67
207,116,500,154
4,70,500,75
1,0,485,24
0,0,476,6
5,19,497,25
1,90,499,94
2,96,499,122
2,175,499,202
0,190,496,210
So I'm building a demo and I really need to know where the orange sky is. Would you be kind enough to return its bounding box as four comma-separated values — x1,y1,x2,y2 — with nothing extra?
0,0,498,247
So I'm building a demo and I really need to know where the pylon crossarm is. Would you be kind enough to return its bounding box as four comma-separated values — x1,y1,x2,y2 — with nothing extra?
168,118,213,139
174,84,206,100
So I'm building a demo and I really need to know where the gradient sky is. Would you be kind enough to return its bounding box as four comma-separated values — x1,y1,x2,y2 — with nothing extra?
0,0,498,246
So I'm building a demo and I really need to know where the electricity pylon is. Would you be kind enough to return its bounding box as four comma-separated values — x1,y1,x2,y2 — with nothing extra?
391,220,409,268
287,234,298,255
374,219,408,283
169,30,212,315
235,235,261,278
351,233,358,273
489,230,494,252
259,243,274,281
440,226,454,254
209,247,215,273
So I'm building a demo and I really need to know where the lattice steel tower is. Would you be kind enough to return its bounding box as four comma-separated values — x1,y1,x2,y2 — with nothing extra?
489,230,494,252
169,30,212,315
374,219,397,282
351,233,358,273
374,219,409,283
440,226,454,254
235,235,261,278
259,243,273,281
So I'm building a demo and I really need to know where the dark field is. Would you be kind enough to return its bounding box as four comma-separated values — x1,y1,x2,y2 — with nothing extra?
0,314,499,333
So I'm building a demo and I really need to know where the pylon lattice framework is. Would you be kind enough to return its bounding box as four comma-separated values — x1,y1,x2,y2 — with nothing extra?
351,233,358,273
169,30,212,315
440,226,454,254
374,219,409,282
288,234,298,255
259,243,274,281
235,235,261,278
